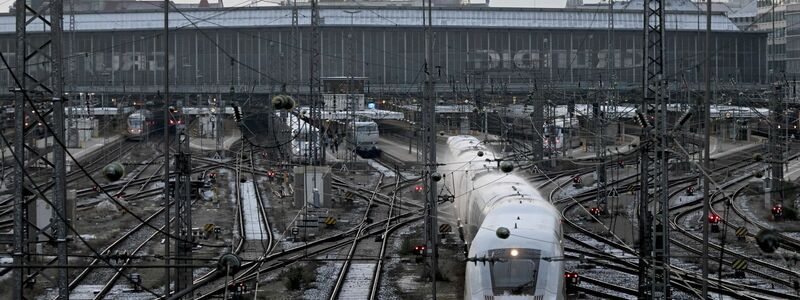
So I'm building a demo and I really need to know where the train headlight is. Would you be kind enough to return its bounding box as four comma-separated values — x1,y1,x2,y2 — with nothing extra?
510,249,519,257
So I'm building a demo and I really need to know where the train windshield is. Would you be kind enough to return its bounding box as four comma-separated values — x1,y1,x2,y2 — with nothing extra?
129,118,143,127
356,123,378,134
488,248,541,295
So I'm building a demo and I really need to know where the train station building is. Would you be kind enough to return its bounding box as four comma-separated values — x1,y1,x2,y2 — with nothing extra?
0,4,766,98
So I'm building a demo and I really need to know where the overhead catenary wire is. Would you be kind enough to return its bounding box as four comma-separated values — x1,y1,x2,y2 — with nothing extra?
0,50,227,249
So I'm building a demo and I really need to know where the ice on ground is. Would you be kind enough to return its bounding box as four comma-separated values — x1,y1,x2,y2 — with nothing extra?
303,260,342,300
674,195,700,206
367,159,396,177
338,263,376,299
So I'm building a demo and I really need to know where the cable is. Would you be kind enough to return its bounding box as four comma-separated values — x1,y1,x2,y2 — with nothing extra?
0,51,226,249
0,129,166,298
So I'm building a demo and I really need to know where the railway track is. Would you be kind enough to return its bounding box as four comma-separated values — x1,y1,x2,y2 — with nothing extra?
328,173,386,299
66,165,224,299
671,181,800,294
182,157,423,299
551,155,799,298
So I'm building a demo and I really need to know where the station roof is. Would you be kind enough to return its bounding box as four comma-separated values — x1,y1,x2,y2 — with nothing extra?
0,5,743,33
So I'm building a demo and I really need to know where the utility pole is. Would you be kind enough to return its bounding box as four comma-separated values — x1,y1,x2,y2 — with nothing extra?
701,0,712,296
309,0,323,166
345,10,360,165
768,84,785,207
174,126,193,298
530,93,544,167
596,0,614,213
51,1,69,298
639,0,670,297
594,100,607,212
68,0,77,148
12,0,26,297
286,0,299,163
422,0,438,297
162,0,172,297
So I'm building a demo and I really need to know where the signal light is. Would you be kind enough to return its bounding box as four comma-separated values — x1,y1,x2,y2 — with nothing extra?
589,207,601,216
564,272,580,286
772,204,784,220
686,186,694,196
709,213,721,233
414,185,423,192
414,245,426,255
708,213,721,224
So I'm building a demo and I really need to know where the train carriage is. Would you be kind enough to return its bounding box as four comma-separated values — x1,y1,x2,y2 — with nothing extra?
443,135,565,299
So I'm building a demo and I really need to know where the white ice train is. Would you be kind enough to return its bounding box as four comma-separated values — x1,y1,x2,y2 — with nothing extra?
126,109,161,140
444,135,564,299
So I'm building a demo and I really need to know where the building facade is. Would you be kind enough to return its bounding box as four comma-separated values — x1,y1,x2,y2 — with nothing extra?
0,6,766,97
756,0,793,77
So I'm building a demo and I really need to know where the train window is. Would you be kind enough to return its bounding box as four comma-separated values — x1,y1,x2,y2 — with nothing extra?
488,248,541,295
130,119,142,126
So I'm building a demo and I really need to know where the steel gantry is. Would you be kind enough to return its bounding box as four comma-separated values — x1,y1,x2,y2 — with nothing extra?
421,0,439,297
638,0,671,297
6,1,68,299
308,0,324,166
174,127,194,298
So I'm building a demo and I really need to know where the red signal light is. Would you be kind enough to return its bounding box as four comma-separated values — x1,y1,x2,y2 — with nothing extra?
772,205,783,215
564,272,580,285
589,207,601,216
708,213,721,224
573,176,582,184
415,185,423,192
414,245,426,255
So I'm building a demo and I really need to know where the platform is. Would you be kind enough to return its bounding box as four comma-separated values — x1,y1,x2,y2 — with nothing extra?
708,137,760,160
784,157,800,182
564,134,640,160
241,181,268,240
378,136,418,165
189,134,242,151
67,135,123,162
